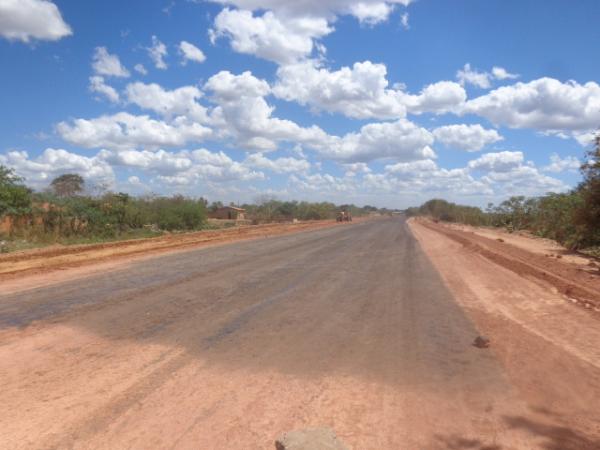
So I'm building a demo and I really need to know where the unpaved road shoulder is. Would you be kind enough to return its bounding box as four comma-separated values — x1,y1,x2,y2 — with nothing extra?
413,218,600,310
409,218,600,448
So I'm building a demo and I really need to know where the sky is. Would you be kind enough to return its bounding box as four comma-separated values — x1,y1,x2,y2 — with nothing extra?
0,0,599,208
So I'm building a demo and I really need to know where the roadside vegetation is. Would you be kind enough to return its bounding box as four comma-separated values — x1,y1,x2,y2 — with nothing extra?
236,197,383,223
407,133,600,252
0,169,384,253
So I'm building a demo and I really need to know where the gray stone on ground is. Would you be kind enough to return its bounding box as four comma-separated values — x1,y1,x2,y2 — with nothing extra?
473,335,491,348
275,428,349,450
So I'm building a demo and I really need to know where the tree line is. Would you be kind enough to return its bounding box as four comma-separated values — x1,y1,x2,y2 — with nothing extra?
0,170,384,247
407,134,600,250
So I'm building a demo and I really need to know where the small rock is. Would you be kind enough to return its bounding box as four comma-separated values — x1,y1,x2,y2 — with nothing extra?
556,254,562,259
473,336,490,349
275,428,348,450
496,238,504,243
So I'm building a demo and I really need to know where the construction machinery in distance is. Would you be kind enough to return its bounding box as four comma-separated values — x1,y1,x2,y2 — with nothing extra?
336,210,352,222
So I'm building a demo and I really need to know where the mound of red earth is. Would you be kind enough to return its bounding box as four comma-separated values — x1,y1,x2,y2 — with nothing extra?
420,220,600,312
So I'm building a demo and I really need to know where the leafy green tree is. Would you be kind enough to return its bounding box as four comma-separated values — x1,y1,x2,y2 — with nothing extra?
50,173,85,197
575,132,600,245
0,165,32,216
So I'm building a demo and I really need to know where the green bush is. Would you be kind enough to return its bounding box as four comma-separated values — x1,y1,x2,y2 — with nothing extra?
0,165,32,217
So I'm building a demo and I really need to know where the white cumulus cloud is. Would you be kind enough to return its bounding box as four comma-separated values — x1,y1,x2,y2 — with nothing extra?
125,82,209,122
491,66,519,80
457,63,491,89
210,8,332,64
467,151,524,173
205,70,329,151
134,63,147,75
542,153,581,173
0,148,114,189
209,1,412,23
273,60,466,119
464,77,600,134
92,47,130,78
147,35,168,69
178,40,206,64
432,124,503,152
89,76,120,103
56,112,212,150
244,153,310,173
0,0,72,42
318,119,435,163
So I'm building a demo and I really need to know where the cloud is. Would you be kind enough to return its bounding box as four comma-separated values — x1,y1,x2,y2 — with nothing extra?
349,2,394,25
98,148,192,174
400,12,409,29
273,60,466,119
318,119,435,163
244,153,310,173
457,63,491,89
209,1,412,23
0,0,72,42
206,69,271,99
467,151,524,172
480,165,567,195
0,148,114,189
457,64,520,89
362,160,492,197
125,81,209,122
465,152,568,196
95,148,265,190
210,8,332,64
178,40,206,64
147,35,168,69
403,81,467,115
369,152,566,198
134,63,147,75
56,112,212,150
491,66,519,80
542,153,581,173
205,70,329,150
290,172,357,194
205,70,438,162
342,162,371,177
464,77,600,133
273,60,406,119
98,148,265,186
88,76,120,103
92,47,130,78
432,124,503,152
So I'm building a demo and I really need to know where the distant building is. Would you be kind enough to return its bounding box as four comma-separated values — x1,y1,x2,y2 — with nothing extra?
209,206,246,220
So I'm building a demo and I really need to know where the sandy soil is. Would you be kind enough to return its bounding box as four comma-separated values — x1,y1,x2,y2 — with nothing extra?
413,219,600,312
409,218,600,449
443,221,596,268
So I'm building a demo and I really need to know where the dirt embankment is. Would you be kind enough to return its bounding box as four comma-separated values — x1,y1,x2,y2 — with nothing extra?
409,218,600,448
414,218,600,312
0,219,365,281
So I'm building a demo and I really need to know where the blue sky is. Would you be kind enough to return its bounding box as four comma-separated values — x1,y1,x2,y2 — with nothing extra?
1,0,599,208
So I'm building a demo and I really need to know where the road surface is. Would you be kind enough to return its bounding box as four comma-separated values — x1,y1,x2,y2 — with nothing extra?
0,218,585,448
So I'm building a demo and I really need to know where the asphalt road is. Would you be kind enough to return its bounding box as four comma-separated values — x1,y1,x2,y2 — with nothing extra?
1,218,537,449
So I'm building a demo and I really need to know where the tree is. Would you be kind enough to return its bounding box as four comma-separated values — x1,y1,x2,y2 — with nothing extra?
50,173,85,197
575,131,600,245
0,165,31,216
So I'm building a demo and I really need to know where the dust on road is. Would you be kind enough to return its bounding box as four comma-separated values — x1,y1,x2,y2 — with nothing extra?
1,218,599,449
